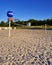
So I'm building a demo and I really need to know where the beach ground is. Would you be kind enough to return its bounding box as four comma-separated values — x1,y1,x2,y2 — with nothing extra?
0,29,52,65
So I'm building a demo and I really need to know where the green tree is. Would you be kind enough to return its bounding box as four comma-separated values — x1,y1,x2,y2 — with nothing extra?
0,21,6,27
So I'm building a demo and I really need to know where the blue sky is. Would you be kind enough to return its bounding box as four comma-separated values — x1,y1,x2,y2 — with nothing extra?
0,0,52,22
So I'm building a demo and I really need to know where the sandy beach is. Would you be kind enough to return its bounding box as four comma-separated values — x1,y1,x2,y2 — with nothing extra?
0,29,52,65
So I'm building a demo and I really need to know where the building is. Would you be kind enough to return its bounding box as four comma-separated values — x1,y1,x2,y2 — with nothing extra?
27,22,31,26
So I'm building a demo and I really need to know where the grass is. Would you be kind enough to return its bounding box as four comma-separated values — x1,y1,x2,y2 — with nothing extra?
16,25,52,29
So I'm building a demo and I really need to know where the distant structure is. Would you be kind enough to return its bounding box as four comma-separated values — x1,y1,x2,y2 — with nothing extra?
27,22,31,26
14,19,20,22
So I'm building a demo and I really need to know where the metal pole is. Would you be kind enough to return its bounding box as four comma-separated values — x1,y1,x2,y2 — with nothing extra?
9,21,10,37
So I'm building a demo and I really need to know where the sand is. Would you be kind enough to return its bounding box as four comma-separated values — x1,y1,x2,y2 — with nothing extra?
0,29,52,65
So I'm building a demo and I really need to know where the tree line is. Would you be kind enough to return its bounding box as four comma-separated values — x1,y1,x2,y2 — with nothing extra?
0,18,52,27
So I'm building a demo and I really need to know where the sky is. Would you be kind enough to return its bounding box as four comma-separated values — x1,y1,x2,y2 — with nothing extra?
0,0,52,22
